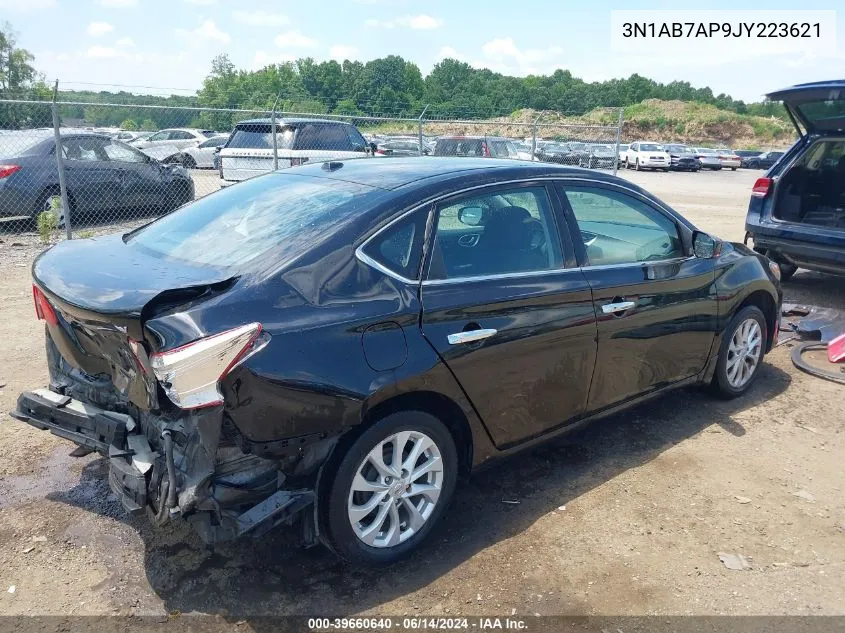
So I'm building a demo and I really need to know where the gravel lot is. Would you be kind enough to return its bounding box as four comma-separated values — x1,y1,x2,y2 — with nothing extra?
0,167,844,619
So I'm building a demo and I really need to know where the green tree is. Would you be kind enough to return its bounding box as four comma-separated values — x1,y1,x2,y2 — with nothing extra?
0,22,51,127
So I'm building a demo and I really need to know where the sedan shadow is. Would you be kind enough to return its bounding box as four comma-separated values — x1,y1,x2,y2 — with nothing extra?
49,364,791,617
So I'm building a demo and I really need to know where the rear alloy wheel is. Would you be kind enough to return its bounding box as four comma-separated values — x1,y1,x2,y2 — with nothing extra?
321,411,457,566
711,306,767,398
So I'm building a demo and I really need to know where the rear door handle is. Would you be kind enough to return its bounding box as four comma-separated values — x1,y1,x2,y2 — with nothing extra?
447,328,498,345
601,301,636,315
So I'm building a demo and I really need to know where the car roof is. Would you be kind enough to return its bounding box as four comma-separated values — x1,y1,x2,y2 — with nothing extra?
288,157,635,191
235,117,354,127
437,136,510,141
766,80,845,100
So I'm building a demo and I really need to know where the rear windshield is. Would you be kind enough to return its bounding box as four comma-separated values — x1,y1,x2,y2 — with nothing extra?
796,100,845,132
126,174,380,269
0,132,51,156
489,140,518,157
227,124,295,150
435,139,484,156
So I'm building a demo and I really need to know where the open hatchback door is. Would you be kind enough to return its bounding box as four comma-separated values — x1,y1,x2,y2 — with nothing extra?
767,81,845,137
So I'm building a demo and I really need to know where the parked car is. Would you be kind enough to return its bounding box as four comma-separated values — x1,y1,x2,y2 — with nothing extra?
735,150,763,168
744,151,785,170
13,157,782,566
617,144,629,166
693,148,723,170
218,118,372,186
0,130,194,221
512,141,535,161
432,136,519,159
176,135,229,169
375,138,427,156
664,144,701,172
578,144,616,169
716,149,742,171
625,142,671,171
535,142,579,165
745,80,845,280
131,128,215,150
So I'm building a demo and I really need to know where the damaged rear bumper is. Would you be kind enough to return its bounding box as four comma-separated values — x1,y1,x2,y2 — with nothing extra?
11,389,316,544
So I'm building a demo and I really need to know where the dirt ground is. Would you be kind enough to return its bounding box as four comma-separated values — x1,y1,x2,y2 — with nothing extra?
1,168,844,619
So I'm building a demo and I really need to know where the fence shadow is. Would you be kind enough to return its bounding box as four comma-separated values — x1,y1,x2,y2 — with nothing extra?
81,364,792,618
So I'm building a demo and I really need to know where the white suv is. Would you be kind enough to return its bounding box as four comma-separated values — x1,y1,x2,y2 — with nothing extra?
625,142,671,172
218,118,372,186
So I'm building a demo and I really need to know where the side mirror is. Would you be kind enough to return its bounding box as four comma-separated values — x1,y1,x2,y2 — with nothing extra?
693,231,720,258
458,206,483,226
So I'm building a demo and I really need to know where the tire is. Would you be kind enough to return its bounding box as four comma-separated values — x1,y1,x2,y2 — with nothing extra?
164,181,193,212
635,159,641,171
320,411,458,566
181,154,196,169
748,160,759,169
731,167,737,171
711,305,767,399
779,262,798,282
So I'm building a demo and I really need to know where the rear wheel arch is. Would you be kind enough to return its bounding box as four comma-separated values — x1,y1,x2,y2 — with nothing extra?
32,185,75,218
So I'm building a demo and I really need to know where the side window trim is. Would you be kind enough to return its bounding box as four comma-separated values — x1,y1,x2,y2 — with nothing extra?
554,180,693,268
356,205,433,283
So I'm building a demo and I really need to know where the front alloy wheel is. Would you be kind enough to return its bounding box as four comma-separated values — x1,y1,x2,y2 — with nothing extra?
712,305,767,398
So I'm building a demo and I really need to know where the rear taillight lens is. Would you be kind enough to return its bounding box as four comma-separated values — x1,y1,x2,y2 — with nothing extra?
150,323,265,409
289,157,309,166
482,141,490,157
0,164,21,179
751,177,773,198
32,285,58,325
374,149,386,155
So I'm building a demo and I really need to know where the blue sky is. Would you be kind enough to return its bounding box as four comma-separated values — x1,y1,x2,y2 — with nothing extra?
1,0,842,102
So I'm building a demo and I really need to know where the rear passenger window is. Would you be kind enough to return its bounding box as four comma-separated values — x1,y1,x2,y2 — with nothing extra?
361,209,428,280
295,124,354,151
428,186,563,280
563,187,683,266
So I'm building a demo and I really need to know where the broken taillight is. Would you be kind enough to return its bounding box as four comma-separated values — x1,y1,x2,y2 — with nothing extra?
150,322,264,409
32,285,58,326
0,164,21,179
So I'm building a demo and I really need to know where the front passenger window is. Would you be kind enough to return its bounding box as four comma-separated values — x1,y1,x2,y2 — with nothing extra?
563,187,683,266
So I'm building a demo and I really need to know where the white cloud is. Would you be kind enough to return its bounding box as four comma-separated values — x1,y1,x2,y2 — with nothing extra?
329,45,358,61
0,0,55,11
177,19,231,44
274,31,317,48
252,51,296,69
97,0,138,7
86,45,132,60
478,37,564,75
86,22,114,37
232,10,289,27
365,14,441,29
116,37,135,47
184,0,217,4
438,46,461,60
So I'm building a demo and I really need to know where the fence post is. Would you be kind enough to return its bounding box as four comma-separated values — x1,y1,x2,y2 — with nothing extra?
613,107,624,177
531,115,542,161
417,105,429,156
51,80,72,240
271,103,279,171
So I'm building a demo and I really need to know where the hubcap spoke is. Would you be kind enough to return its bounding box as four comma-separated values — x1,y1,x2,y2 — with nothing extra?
348,490,388,523
726,318,763,388
358,499,393,546
402,497,427,532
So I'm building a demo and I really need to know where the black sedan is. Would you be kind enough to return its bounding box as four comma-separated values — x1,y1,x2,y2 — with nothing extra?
744,151,785,170
0,131,194,223
535,142,579,165
13,158,782,566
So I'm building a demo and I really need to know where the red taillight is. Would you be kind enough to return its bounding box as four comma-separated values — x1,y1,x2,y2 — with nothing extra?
0,164,21,179
32,285,58,326
481,141,491,157
751,177,773,198
374,149,386,155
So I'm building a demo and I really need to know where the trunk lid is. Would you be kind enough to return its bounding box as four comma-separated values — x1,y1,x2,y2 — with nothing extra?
767,81,845,136
33,233,236,409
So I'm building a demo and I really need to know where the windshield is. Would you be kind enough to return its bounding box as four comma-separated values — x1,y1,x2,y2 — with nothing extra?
666,145,692,154
127,173,381,269
639,143,662,151
490,140,518,157
227,124,295,150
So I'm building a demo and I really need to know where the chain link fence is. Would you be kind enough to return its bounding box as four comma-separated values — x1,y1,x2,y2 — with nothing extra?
0,98,623,239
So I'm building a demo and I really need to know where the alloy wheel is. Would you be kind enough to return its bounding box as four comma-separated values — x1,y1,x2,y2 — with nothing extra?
347,430,443,548
726,318,762,388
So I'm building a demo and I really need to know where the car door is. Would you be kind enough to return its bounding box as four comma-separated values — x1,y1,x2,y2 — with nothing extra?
60,136,120,214
101,138,165,209
557,181,718,413
419,183,598,449
170,130,198,149
627,143,638,164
